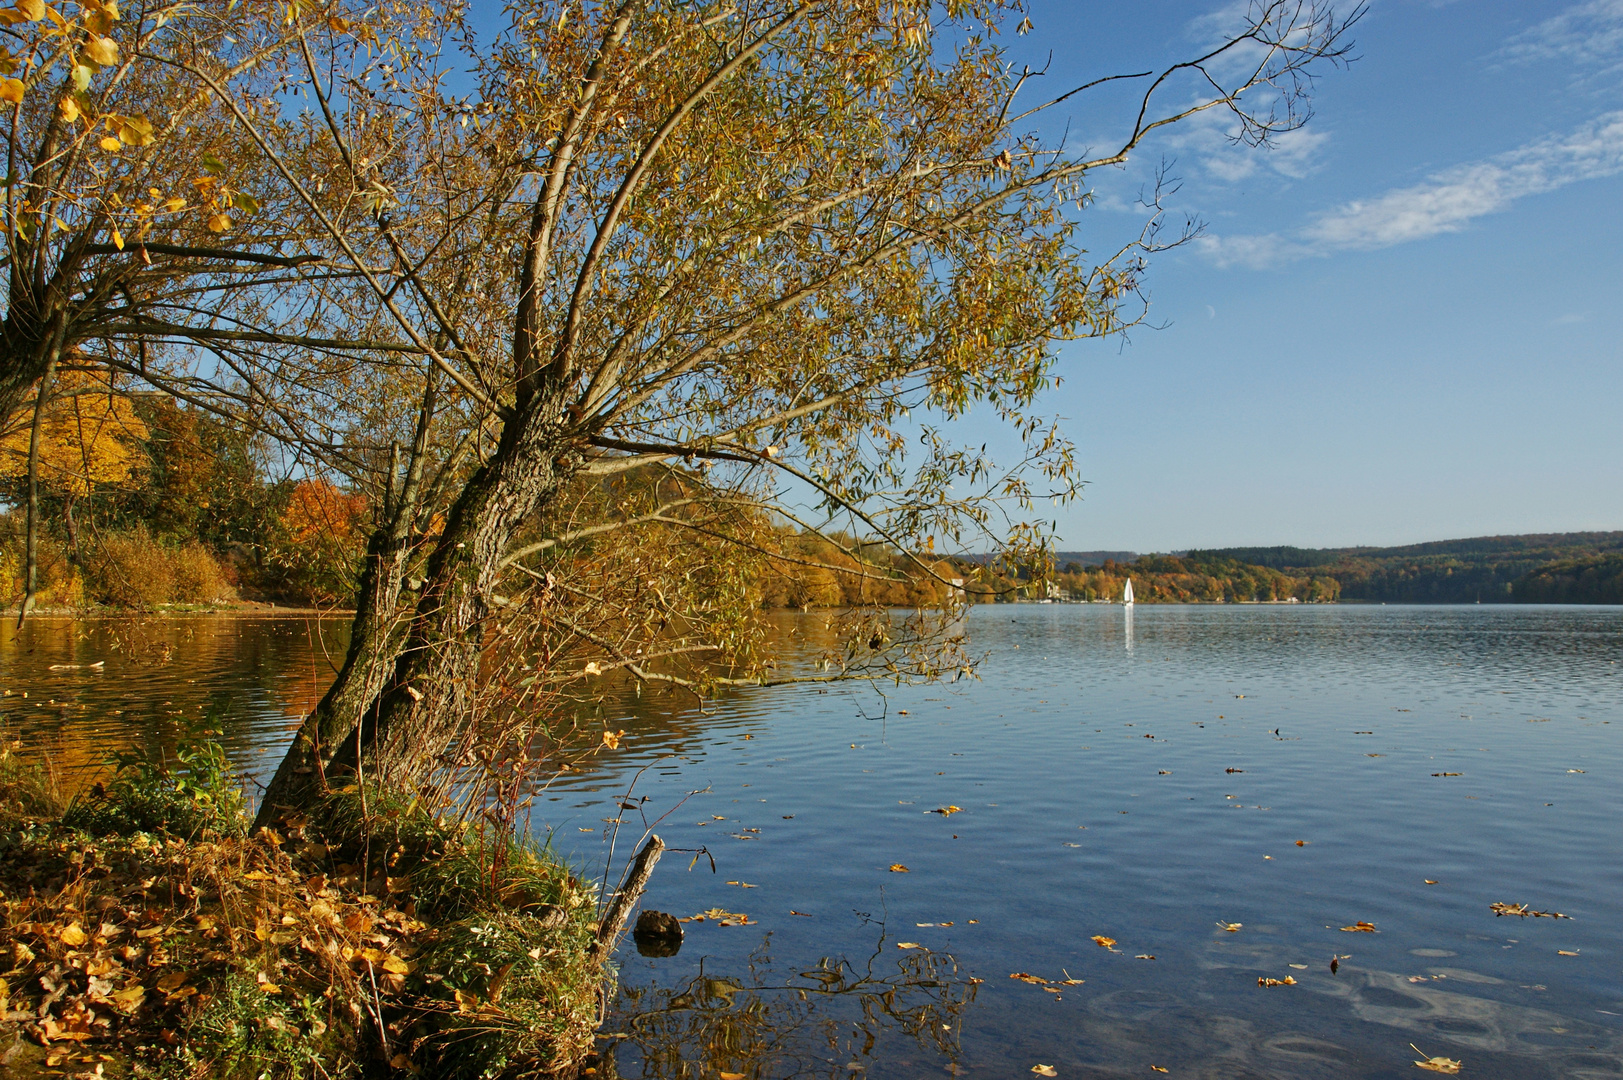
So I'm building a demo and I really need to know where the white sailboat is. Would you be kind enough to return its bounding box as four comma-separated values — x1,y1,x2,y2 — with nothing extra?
1122,578,1135,607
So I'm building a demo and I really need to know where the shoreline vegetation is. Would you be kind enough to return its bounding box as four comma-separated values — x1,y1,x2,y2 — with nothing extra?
0,738,619,1079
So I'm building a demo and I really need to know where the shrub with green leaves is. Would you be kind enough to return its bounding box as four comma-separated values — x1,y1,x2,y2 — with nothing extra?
64,735,248,839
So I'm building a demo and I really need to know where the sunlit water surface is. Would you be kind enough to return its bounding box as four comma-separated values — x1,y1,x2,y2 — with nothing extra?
4,606,1621,1079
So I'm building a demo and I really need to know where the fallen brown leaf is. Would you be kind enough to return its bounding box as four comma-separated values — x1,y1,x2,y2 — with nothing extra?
1257,976,1297,987
1091,935,1116,948
1340,922,1377,933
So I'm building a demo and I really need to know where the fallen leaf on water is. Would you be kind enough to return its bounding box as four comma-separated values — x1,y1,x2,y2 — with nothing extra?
1043,986,1063,994
1031,1067,1058,1077
1010,973,1050,985
1295,840,1308,846
897,942,925,950
726,881,758,888
930,806,963,816
1567,769,1585,773
1258,976,1297,987
1558,950,1579,956
1217,923,1242,933
1340,922,1378,933
1424,880,1439,885
889,864,910,873
1151,1068,1169,1074
1158,770,1171,775
1431,772,1462,777
720,1073,746,1080
1289,964,1308,970
1489,902,1570,919
1091,935,1116,948
1225,768,1244,774
1135,954,1156,960
789,911,812,917
1411,1045,1461,1074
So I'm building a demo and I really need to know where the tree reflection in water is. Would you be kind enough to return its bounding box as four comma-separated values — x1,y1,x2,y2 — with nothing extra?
600,932,978,1079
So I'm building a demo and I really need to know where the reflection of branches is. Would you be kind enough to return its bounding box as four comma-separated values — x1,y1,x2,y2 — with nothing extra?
602,933,979,1079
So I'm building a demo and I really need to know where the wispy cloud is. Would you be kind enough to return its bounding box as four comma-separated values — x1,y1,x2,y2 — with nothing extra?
1498,0,1623,70
1198,111,1623,268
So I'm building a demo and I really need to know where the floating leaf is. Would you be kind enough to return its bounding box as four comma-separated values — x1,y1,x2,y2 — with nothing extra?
1558,950,1579,956
1431,773,1462,778
1031,1067,1057,1078
896,942,924,950
1258,975,1297,987
1489,902,1569,919
726,881,757,888
929,806,962,816
600,728,622,749
1010,973,1049,985
1091,935,1116,949
888,864,909,873
1411,1046,1461,1074
1340,922,1378,933
1217,923,1242,933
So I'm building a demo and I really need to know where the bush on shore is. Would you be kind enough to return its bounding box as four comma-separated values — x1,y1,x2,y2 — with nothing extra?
0,740,602,1079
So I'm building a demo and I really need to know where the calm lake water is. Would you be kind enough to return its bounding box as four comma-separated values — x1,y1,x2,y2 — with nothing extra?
4,606,1621,1079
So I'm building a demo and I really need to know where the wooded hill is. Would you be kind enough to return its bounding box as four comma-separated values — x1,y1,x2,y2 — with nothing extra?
1190,533,1623,604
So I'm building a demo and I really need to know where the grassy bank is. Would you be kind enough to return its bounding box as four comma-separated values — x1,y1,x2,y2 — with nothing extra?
0,741,603,1079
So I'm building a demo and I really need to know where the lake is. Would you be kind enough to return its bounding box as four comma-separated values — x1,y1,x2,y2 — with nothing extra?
4,605,1620,1079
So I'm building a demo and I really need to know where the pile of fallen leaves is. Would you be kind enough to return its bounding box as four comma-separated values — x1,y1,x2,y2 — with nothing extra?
0,807,599,1079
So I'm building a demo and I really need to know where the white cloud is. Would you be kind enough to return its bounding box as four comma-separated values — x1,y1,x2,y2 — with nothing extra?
1198,111,1623,268
1498,0,1623,70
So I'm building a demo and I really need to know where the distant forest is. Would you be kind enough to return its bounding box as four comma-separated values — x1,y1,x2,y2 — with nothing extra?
1186,532,1623,605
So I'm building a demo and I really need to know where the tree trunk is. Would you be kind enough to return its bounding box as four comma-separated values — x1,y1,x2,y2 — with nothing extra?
257,390,574,825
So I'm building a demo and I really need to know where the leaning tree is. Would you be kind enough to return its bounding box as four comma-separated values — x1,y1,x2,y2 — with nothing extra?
6,0,1361,821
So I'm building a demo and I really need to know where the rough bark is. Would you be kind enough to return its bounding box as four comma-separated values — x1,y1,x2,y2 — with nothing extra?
323,392,575,790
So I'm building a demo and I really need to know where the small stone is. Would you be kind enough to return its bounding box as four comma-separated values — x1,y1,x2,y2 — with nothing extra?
633,910,683,957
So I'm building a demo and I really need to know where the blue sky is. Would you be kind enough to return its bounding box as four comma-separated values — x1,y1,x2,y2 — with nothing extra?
989,0,1623,552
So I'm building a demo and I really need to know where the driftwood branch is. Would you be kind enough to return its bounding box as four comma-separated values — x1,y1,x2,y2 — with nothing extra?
590,833,664,965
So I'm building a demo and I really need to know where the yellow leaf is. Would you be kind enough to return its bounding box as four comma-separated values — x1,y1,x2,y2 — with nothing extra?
888,864,909,872
117,114,153,146
60,922,88,946
0,77,23,104
1339,922,1378,933
98,135,121,152
601,728,623,749
1032,1068,1058,1078
59,95,79,121
156,972,187,992
110,227,123,250
327,15,348,31
109,984,145,1013
163,197,185,212
207,213,231,232
14,0,43,20
1412,1046,1461,1074
720,1074,745,1080
82,36,117,65
1091,935,1116,948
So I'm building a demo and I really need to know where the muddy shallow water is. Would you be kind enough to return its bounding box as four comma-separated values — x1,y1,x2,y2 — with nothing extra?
5,605,1620,1078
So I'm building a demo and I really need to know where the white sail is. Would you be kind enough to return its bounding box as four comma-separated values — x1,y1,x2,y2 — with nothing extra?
1123,578,1135,606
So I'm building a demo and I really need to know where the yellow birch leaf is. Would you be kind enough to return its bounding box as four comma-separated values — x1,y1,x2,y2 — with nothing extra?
0,78,23,104
207,213,231,232
109,984,145,1013
98,135,120,152
59,96,79,121
15,0,43,20
60,922,88,946
82,36,117,65
110,227,123,250
163,197,185,212
118,115,153,146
